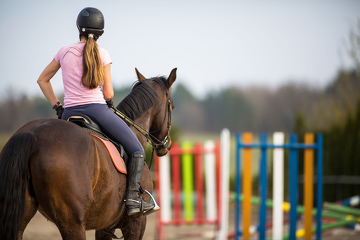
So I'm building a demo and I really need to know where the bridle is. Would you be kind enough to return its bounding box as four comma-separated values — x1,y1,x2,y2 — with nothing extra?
109,89,172,163
148,90,172,150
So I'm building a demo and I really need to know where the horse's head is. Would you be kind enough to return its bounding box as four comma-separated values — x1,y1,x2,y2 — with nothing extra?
135,68,176,156
118,68,176,157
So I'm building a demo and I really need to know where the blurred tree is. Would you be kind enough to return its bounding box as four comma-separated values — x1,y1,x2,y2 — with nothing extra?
312,69,360,130
312,20,360,201
203,88,254,132
172,83,196,103
293,110,307,135
172,83,205,133
310,21,360,130
349,21,360,73
245,83,320,132
321,99,360,201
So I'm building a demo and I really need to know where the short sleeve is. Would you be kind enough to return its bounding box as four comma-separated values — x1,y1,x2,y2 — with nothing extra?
54,49,61,64
100,48,112,66
54,46,66,65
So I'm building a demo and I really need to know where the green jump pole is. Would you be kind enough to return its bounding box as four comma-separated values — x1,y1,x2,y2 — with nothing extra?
324,202,360,216
322,210,350,220
283,217,360,240
233,193,360,239
232,194,350,221
232,194,306,214
182,142,194,221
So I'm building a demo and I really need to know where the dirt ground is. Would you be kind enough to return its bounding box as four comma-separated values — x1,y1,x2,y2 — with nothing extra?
23,211,360,240
23,212,157,240
23,211,223,240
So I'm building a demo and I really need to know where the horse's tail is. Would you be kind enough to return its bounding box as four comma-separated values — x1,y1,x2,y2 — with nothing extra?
0,132,36,240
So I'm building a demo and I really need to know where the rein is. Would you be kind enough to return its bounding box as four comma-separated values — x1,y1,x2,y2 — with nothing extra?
108,91,172,168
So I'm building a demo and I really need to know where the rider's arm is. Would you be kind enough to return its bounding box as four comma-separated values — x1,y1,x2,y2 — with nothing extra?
102,63,114,101
37,58,61,107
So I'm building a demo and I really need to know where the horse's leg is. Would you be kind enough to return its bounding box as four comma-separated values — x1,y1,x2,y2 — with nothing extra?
37,190,88,240
18,186,38,240
31,165,89,240
30,178,89,240
120,215,147,240
38,200,87,240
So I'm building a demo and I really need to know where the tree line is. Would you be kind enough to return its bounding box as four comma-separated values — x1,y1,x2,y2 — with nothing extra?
171,68,360,134
2,69,357,135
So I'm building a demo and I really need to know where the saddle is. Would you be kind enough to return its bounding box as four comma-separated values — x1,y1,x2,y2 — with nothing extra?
66,114,128,173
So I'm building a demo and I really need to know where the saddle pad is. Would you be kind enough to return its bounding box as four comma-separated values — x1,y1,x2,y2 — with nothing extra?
90,134,127,174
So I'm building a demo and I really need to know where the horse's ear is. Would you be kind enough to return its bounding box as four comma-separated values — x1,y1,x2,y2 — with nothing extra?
167,68,177,89
135,68,147,81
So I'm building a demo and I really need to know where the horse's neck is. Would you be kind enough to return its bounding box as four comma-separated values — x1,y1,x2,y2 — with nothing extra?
133,112,152,150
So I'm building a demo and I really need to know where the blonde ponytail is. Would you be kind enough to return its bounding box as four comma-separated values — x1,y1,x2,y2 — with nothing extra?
82,36,104,89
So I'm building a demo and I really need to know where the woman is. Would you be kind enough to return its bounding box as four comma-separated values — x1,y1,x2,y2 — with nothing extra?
37,7,156,216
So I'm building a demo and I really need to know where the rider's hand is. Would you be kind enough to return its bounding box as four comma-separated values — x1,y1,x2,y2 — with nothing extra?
55,105,64,119
106,99,114,108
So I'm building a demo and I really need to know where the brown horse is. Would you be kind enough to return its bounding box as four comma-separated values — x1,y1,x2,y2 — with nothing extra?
0,68,176,240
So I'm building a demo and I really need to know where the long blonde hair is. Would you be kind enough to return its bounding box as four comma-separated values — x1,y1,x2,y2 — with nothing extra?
82,35,104,89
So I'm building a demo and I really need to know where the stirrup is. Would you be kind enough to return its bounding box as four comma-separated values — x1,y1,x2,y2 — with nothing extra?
141,189,160,215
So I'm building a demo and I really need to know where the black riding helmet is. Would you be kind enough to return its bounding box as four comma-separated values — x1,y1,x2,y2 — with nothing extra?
76,7,104,36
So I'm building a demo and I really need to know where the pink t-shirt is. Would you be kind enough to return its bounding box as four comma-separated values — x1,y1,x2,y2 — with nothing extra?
54,42,112,108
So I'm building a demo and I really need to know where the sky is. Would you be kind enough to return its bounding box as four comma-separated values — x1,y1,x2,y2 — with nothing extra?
0,0,359,100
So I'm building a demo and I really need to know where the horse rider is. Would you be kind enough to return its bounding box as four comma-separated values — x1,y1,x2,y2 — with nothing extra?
37,7,157,216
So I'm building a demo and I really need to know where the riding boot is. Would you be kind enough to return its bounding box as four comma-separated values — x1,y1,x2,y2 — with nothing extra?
125,152,156,216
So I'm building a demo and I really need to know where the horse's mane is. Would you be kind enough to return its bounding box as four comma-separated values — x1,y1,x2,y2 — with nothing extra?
116,77,169,120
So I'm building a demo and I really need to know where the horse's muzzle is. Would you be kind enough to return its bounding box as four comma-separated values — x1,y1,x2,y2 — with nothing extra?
155,139,172,157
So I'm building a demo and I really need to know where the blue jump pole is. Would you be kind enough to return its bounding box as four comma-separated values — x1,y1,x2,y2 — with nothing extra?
316,134,323,240
258,134,268,240
235,133,242,239
289,134,298,240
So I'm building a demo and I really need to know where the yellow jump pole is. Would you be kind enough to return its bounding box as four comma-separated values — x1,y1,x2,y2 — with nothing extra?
304,133,314,240
242,133,253,240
